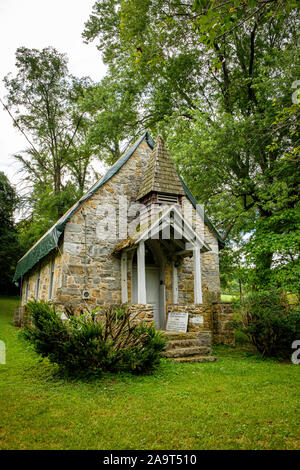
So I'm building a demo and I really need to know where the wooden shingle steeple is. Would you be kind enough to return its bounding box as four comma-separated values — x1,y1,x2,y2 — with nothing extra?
137,135,185,201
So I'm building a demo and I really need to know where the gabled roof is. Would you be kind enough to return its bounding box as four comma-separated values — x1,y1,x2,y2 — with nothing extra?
137,205,211,252
13,131,224,283
113,204,211,254
137,135,185,200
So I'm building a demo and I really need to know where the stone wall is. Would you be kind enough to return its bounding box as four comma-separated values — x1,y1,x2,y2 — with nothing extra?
211,302,235,346
176,197,221,302
13,305,30,327
167,304,212,331
14,297,234,348
176,228,221,305
92,304,155,325
14,300,155,327
128,304,154,324
167,303,235,346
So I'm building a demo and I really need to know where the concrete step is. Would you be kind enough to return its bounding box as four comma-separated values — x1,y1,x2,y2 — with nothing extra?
163,346,211,358
162,331,202,341
164,339,205,350
171,355,217,364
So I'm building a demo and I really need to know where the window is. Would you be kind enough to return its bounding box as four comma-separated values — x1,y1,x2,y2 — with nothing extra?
49,258,55,300
35,268,41,300
25,280,29,304
157,193,179,205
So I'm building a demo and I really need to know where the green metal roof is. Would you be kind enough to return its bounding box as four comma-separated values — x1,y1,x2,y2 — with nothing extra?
13,131,224,283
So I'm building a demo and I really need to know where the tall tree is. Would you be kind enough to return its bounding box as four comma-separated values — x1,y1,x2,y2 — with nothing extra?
83,1,300,292
80,75,141,165
0,172,20,294
3,47,94,218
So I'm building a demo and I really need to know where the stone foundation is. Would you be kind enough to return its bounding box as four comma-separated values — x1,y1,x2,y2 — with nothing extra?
14,301,155,327
167,302,235,346
128,304,155,324
93,304,155,325
167,304,212,331
13,305,30,327
14,299,234,346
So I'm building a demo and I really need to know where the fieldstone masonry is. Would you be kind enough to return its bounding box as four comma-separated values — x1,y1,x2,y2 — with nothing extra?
93,304,155,325
167,303,234,346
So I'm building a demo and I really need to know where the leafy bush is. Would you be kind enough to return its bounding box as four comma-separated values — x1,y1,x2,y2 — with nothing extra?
23,301,166,377
233,290,300,358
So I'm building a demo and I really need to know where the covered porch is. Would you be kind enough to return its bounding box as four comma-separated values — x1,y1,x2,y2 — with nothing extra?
114,205,210,330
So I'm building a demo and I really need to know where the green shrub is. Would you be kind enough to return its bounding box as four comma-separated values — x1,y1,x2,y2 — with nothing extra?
23,301,166,377
233,290,300,358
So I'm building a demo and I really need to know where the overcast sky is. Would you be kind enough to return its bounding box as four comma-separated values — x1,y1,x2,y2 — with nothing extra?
0,0,106,186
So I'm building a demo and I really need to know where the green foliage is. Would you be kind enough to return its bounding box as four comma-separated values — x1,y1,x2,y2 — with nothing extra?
245,207,300,292
80,77,141,164
4,47,93,195
17,182,83,255
233,290,300,358
219,242,247,296
23,301,166,377
0,172,20,294
191,1,297,48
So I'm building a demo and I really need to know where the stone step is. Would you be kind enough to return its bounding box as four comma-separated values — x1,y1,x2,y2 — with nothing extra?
163,346,211,358
162,331,203,341
164,339,205,350
171,355,217,364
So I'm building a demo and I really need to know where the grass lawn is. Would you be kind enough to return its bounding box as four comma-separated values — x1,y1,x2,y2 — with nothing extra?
0,296,299,450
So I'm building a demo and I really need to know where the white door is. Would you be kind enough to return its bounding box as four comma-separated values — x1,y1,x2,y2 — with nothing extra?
132,266,161,328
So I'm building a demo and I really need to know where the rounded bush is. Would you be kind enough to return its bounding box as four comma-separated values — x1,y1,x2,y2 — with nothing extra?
232,290,300,359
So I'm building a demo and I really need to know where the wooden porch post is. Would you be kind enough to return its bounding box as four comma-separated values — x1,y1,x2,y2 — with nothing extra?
172,261,178,304
121,252,128,303
193,246,202,304
137,241,147,304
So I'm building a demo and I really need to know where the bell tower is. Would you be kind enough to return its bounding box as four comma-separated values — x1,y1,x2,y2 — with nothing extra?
137,135,185,221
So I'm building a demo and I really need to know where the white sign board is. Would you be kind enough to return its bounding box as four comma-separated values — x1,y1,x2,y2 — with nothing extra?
166,312,189,333
190,315,204,325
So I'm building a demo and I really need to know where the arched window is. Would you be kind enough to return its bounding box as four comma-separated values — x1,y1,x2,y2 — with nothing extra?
35,267,41,300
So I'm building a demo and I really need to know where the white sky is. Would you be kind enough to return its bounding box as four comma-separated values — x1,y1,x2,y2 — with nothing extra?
0,0,106,187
